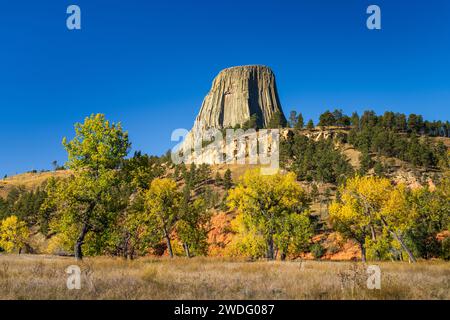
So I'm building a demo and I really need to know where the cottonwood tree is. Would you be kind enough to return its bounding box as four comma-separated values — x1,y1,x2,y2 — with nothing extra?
144,178,181,258
379,184,417,262
177,164,212,257
329,196,371,262
274,212,312,260
177,198,210,257
227,169,311,260
44,114,130,260
329,176,391,262
0,215,29,253
116,193,161,259
406,174,450,259
330,176,418,262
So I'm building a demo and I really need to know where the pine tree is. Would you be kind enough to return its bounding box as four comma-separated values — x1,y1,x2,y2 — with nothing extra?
351,112,360,129
374,161,384,177
289,111,297,128
215,172,222,186
242,114,258,130
267,111,287,128
359,151,373,175
223,169,233,190
296,113,304,129
318,110,336,127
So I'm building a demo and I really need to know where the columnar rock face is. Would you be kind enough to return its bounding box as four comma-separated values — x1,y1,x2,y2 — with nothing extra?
192,65,286,131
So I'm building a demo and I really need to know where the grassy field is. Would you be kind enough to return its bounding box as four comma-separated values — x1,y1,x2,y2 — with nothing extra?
0,254,449,300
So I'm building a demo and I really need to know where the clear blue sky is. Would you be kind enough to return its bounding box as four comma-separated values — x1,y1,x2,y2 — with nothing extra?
0,0,449,177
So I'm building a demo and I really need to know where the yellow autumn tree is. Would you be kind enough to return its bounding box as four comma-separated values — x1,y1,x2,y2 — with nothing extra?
227,169,311,260
379,184,417,262
330,176,418,262
0,215,30,253
329,176,392,262
144,178,182,258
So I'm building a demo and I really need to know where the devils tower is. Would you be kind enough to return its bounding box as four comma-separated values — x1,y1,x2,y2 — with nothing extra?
191,65,286,132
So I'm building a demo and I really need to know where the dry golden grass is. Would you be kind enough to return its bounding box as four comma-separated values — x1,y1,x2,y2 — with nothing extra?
0,171,72,198
0,254,448,300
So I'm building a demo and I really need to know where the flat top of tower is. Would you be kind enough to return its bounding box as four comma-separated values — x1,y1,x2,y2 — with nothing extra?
219,65,273,73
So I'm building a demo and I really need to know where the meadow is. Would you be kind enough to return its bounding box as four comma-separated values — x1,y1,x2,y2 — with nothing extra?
0,254,449,300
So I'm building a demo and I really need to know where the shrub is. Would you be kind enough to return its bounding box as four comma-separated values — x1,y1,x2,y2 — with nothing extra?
310,243,325,259
442,237,450,261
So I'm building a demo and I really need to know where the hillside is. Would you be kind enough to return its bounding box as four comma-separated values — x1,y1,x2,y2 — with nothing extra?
1,126,447,260
0,170,71,199
2,128,448,203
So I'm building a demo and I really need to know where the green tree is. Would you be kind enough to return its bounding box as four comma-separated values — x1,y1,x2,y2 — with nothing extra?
395,113,407,132
374,161,384,177
122,151,164,190
407,114,423,133
296,113,304,129
267,111,287,128
177,163,212,257
351,112,360,129
177,198,211,257
406,175,450,259
114,192,161,259
45,114,131,260
318,110,336,127
280,132,353,184
306,119,314,130
381,111,395,130
288,110,297,128
62,114,130,171
359,151,373,175
223,169,233,190
242,114,259,130
215,172,222,186
274,210,312,260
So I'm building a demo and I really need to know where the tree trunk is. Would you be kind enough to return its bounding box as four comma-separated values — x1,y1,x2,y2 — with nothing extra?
164,229,174,258
126,245,134,260
183,243,191,258
266,235,274,260
359,242,366,263
280,251,286,261
392,232,416,263
75,222,89,260
370,225,376,240
380,217,416,263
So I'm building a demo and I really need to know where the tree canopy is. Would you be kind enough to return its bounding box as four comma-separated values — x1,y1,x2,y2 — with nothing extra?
227,169,312,260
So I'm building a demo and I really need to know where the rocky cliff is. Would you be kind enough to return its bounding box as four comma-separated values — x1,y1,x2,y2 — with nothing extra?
192,65,286,131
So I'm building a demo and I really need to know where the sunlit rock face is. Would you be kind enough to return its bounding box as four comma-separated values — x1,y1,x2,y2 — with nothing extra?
192,65,286,131
178,65,285,166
